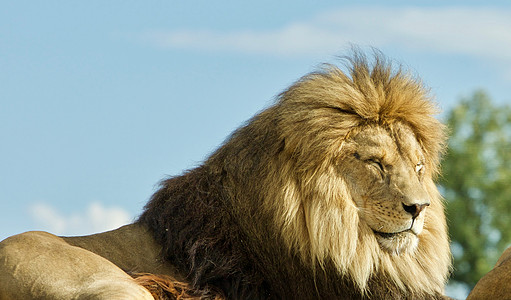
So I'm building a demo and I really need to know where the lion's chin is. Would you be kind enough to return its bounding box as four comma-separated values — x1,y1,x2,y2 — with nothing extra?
374,230,418,255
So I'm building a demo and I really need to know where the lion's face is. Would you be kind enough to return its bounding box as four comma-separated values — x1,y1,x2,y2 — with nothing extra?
260,59,450,295
340,124,430,254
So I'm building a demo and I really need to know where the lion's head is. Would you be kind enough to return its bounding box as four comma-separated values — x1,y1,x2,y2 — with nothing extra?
140,51,451,298
265,53,451,295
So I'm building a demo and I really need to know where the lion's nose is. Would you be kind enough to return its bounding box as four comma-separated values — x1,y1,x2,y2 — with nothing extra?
402,202,429,219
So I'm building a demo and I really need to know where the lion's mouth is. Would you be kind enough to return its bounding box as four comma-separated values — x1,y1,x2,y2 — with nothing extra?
373,229,414,239
373,229,419,254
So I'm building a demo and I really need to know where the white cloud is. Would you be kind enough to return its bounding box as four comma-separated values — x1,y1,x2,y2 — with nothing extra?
141,7,511,61
28,202,132,236
144,25,346,57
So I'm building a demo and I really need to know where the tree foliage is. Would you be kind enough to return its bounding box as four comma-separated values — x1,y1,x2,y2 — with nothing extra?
440,90,511,288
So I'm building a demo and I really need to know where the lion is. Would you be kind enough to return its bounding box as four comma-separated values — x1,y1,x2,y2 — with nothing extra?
0,51,451,299
467,246,511,299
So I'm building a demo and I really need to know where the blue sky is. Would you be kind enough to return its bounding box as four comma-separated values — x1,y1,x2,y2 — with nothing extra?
1,2,511,296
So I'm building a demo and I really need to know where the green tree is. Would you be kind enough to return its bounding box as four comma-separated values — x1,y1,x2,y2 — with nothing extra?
441,90,511,288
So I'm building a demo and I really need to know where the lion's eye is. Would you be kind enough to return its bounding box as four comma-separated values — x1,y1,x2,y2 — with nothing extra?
367,158,384,173
354,153,385,174
415,162,424,173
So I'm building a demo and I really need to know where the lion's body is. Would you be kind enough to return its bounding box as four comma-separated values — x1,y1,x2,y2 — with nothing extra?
0,52,451,299
0,229,155,300
467,246,511,299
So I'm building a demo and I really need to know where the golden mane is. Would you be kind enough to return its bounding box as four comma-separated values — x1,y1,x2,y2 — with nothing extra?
263,52,451,295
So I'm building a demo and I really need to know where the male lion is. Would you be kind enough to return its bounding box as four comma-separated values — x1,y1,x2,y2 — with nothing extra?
0,52,451,299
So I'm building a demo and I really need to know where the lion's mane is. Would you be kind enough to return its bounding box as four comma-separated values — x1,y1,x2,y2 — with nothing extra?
138,52,451,299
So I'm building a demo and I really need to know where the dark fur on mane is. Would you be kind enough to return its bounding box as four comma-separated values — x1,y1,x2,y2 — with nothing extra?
138,166,270,299
137,52,448,299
